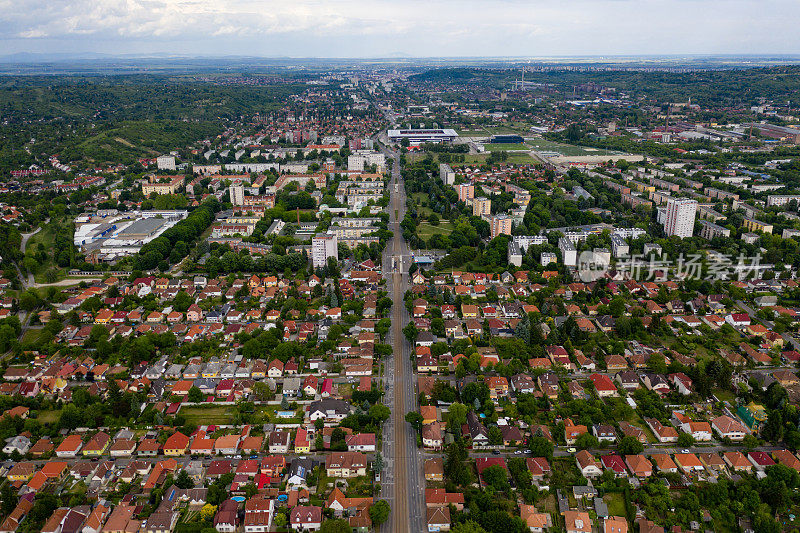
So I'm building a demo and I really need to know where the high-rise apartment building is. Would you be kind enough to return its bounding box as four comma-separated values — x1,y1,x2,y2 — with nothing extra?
456,184,474,202
664,198,698,238
312,233,338,269
473,197,491,217
490,214,512,239
230,185,245,206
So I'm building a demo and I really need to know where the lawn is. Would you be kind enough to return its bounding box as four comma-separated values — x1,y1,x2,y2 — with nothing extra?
526,138,621,157
458,153,538,165
37,409,60,424
315,470,334,493
256,405,304,424
24,218,75,284
409,192,434,215
604,492,627,518
481,143,530,152
505,153,538,164
457,125,531,137
408,193,457,237
455,130,488,137
337,383,353,398
713,388,736,403
21,328,44,344
26,230,59,283
417,221,455,240
179,405,235,425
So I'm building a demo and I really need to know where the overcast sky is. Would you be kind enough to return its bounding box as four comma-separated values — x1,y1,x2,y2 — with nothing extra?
1,0,799,58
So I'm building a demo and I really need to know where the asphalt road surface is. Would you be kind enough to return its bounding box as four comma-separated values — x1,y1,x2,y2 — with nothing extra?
378,144,424,533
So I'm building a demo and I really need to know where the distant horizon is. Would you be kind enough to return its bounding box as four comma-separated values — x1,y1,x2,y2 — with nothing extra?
4,1,800,61
4,52,800,70
6,52,800,61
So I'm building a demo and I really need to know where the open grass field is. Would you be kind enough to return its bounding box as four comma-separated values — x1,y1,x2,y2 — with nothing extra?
408,192,457,239
526,138,621,157
455,129,489,137
21,328,44,344
481,143,530,151
25,224,68,284
179,405,235,425
37,409,60,424
456,124,531,137
417,221,455,239
409,192,435,215
505,153,538,164
405,151,537,166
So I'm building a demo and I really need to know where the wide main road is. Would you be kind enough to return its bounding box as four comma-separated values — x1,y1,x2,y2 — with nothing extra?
379,145,424,532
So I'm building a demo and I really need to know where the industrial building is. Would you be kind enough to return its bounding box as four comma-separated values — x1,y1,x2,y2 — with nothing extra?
73,210,188,261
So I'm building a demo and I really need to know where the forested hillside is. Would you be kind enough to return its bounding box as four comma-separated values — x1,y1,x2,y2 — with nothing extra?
0,76,305,121
0,76,306,170
61,121,222,164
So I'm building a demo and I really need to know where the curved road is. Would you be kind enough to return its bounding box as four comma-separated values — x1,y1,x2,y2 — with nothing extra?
20,226,41,255
14,227,40,289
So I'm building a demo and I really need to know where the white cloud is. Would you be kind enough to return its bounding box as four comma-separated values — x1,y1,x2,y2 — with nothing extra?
0,0,798,56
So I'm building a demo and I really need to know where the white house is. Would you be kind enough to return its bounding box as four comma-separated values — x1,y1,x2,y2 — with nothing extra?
2,435,30,455
726,313,751,327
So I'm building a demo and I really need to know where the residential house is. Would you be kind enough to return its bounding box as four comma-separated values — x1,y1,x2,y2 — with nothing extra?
325,452,367,478
289,506,322,532
163,432,190,456
564,419,588,445
712,415,748,441
575,450,602,478
563,511,592,533
427,506,450,533
625,454,653,478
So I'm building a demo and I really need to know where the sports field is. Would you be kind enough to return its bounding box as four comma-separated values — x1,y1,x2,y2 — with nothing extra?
525,138,621,157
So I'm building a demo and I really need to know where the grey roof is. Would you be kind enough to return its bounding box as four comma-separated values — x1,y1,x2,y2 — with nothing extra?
289,457,316,479
309,398,351,415
594,497,609,517
119,217,166,238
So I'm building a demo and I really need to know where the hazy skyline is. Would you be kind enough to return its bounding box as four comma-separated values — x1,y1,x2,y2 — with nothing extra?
2,0,800,59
